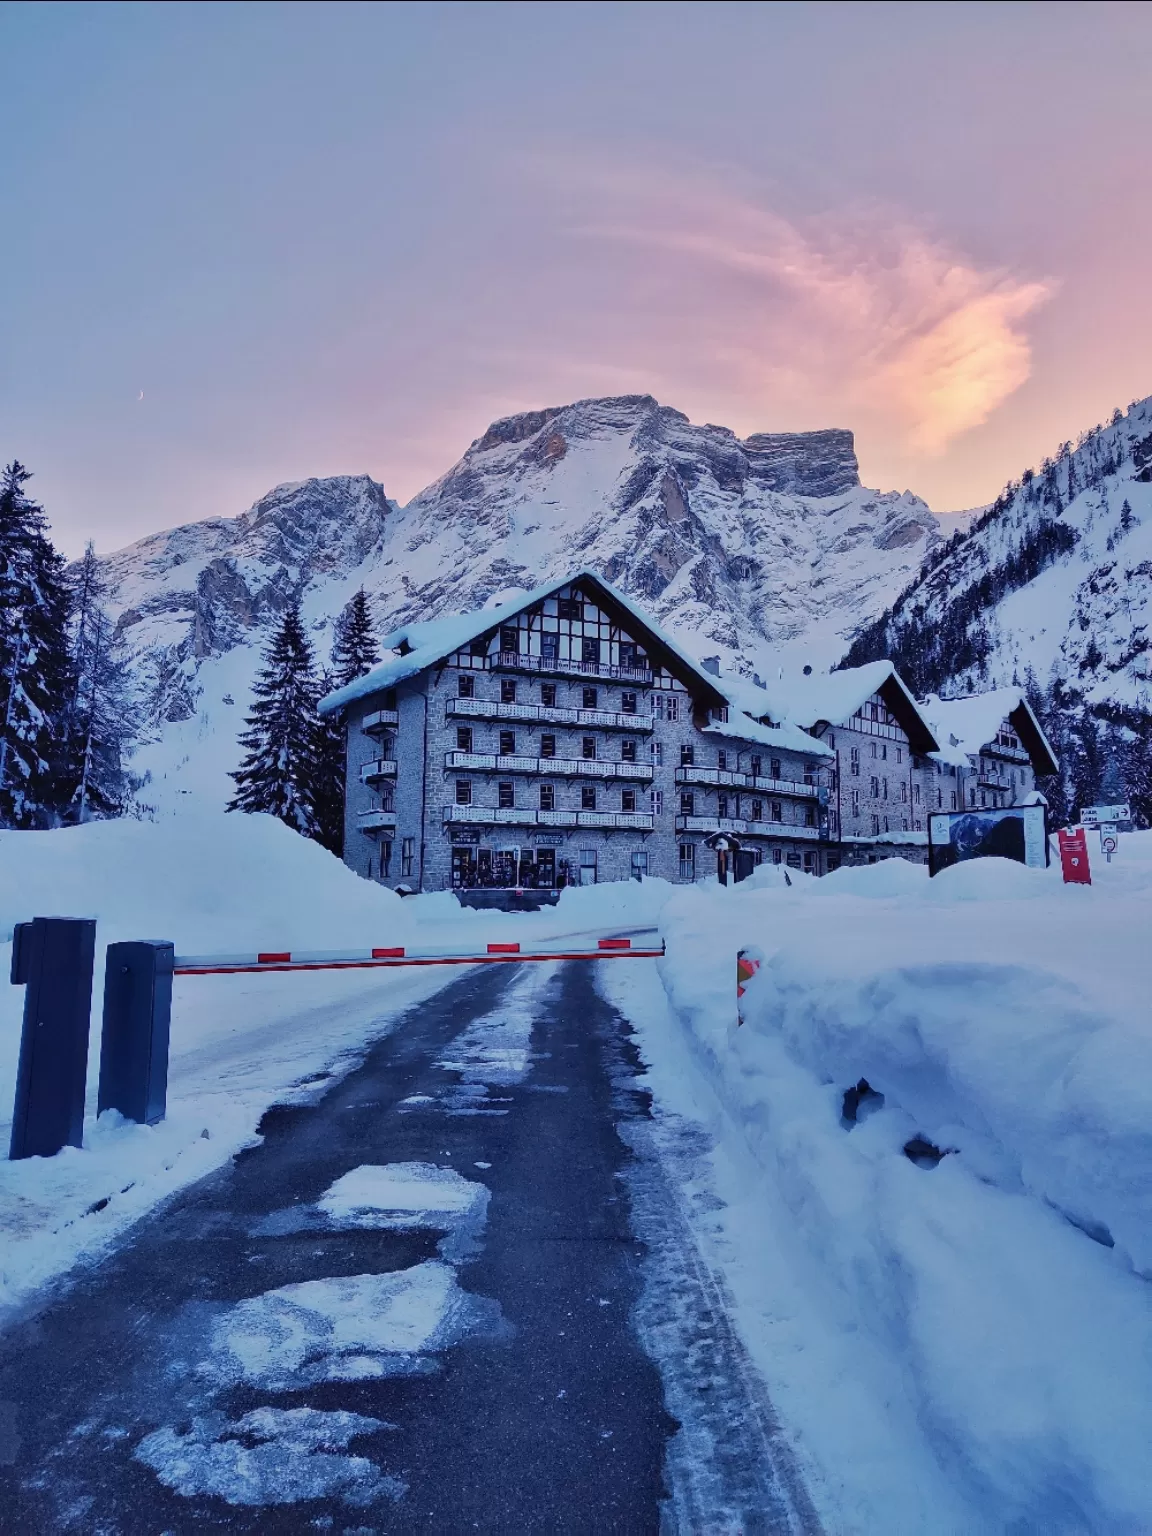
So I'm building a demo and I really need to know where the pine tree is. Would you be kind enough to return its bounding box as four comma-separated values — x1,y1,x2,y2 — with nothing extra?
1119,499,1135,535
58,544,140,821
0,462,74,827
331,589,380,686
312,669,347,857
227,604,322,837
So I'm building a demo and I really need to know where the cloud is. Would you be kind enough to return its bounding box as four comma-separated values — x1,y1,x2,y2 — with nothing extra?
561,169,1056,457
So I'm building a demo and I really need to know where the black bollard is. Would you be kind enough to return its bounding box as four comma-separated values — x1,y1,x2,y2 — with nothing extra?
97,941,174,1126
9,917,97,1160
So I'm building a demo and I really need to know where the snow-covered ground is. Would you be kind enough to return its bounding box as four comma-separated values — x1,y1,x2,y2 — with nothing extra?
601,834,1152,1533
0,812,665,1322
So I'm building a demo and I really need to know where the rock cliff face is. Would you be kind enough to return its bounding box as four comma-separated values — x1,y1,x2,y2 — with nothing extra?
95,395,941,803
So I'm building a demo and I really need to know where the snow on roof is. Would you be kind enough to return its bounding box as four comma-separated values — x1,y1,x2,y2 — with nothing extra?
713,662,900,730
318,568,730,716
921,689,1057,771
703,712,835,758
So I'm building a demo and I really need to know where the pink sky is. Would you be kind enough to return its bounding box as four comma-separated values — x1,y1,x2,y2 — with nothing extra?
2,2,1150,552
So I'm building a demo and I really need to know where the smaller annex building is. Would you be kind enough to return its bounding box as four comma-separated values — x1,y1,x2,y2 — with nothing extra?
319,570,836,894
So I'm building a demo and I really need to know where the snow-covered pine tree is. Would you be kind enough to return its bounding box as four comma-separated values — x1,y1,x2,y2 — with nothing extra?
58,542,141,820
227,603,322,837
331,588,380,686
0,462,74,827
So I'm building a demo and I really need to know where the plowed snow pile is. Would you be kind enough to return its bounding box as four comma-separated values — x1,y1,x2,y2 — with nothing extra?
607,834,1152,1533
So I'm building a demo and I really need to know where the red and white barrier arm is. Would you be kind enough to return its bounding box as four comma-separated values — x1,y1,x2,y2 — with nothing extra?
172,936,664,976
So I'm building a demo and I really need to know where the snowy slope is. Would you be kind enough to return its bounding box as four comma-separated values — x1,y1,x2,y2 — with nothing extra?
846,395,1152,713
96,396,941,810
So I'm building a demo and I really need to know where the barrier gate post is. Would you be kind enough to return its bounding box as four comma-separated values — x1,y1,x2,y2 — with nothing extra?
98,941,174,1126
8,917,97,1160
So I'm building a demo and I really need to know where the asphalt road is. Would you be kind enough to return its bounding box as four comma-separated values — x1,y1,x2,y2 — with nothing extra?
0,958,818,1534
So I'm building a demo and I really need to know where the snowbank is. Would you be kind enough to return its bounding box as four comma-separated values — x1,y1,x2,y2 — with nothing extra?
632,835,1152,1530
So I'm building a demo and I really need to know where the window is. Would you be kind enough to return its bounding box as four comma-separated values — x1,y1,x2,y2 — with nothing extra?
936,789,942,808
621,691,637,714
870,742,878,759
884,816,890,833
828,733,836,749
681,745,695,766
718,793,729,817
851,790,860,815
579,848,597,885
680,792,695,816
751,755,762,777
456,727,473,751
582,686,598,708
455,780,472,805
718,750,728,770
902,818,909,832
711,706,729,723
581,785,597,810
499,730,516,756
621,739,637,762
951,791,958,810
771,801,783,822
899,782,908,803
896,747,903,764
582,638,599,665
401,838,415,877
870,776,880,797
653,692,680,723
541,683,556,707
631,850,649,879
678,843,696,881
850,746,860,777
804,804,816,827
582,736,596,759
619,642,637,668
882,779,889,800
541,632,559,662
541,733,556,758
827,855,841,872
770,758,781,780
470,637,488,658
772,848,782,865
539,783,555,810
652,789,664,815
803,852,814,873
622,788,637,812
380,841,392,878
558,598,582,621
881,744,888,761
458,673,474,698
914,783,921,803
871,814,880,835
501,679,517,704
500,626,519,654
751,799,763,821
651,741,664,766
498,782,514,809
787,852,802,869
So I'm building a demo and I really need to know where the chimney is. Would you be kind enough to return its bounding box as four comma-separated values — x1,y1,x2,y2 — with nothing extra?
701,656,721,676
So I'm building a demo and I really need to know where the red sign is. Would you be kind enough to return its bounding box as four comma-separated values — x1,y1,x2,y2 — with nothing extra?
1058,828,1092,885
737,947,762,1026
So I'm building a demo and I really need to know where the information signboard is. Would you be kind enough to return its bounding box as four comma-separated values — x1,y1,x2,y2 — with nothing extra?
1081,803,1131,826
927,803,1049,877
1058,826,1092,884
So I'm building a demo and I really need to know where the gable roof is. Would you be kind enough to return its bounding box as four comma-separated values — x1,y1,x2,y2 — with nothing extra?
318,568,731,717
921,690,1059,775
712,661,939,754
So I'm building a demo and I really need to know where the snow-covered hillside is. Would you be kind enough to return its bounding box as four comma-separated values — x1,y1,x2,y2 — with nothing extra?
847,396,1152,711
98,396,941,808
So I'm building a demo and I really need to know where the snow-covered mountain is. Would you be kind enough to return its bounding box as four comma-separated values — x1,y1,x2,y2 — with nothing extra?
101,395,944,807
844,395,1152,817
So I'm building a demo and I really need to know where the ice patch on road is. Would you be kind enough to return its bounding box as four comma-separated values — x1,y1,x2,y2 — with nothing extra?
320,1163,486,1228
135,1406,402,1507
436,964,556,1088
205,1261,501,1389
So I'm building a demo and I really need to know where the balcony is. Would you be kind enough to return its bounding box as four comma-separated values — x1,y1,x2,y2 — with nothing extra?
447,696,652,732
675,765,819,797
357,809,397,833
443,805,653,832
490,650,653,685
362,708,399,734
358,758,397,783
676,815,821,840
990,742,1031,764
976,772,1012,791
444,750,653,782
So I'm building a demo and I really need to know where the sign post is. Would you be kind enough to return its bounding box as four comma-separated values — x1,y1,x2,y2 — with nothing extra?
1057,827,1092,885
1099,826,1119,863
